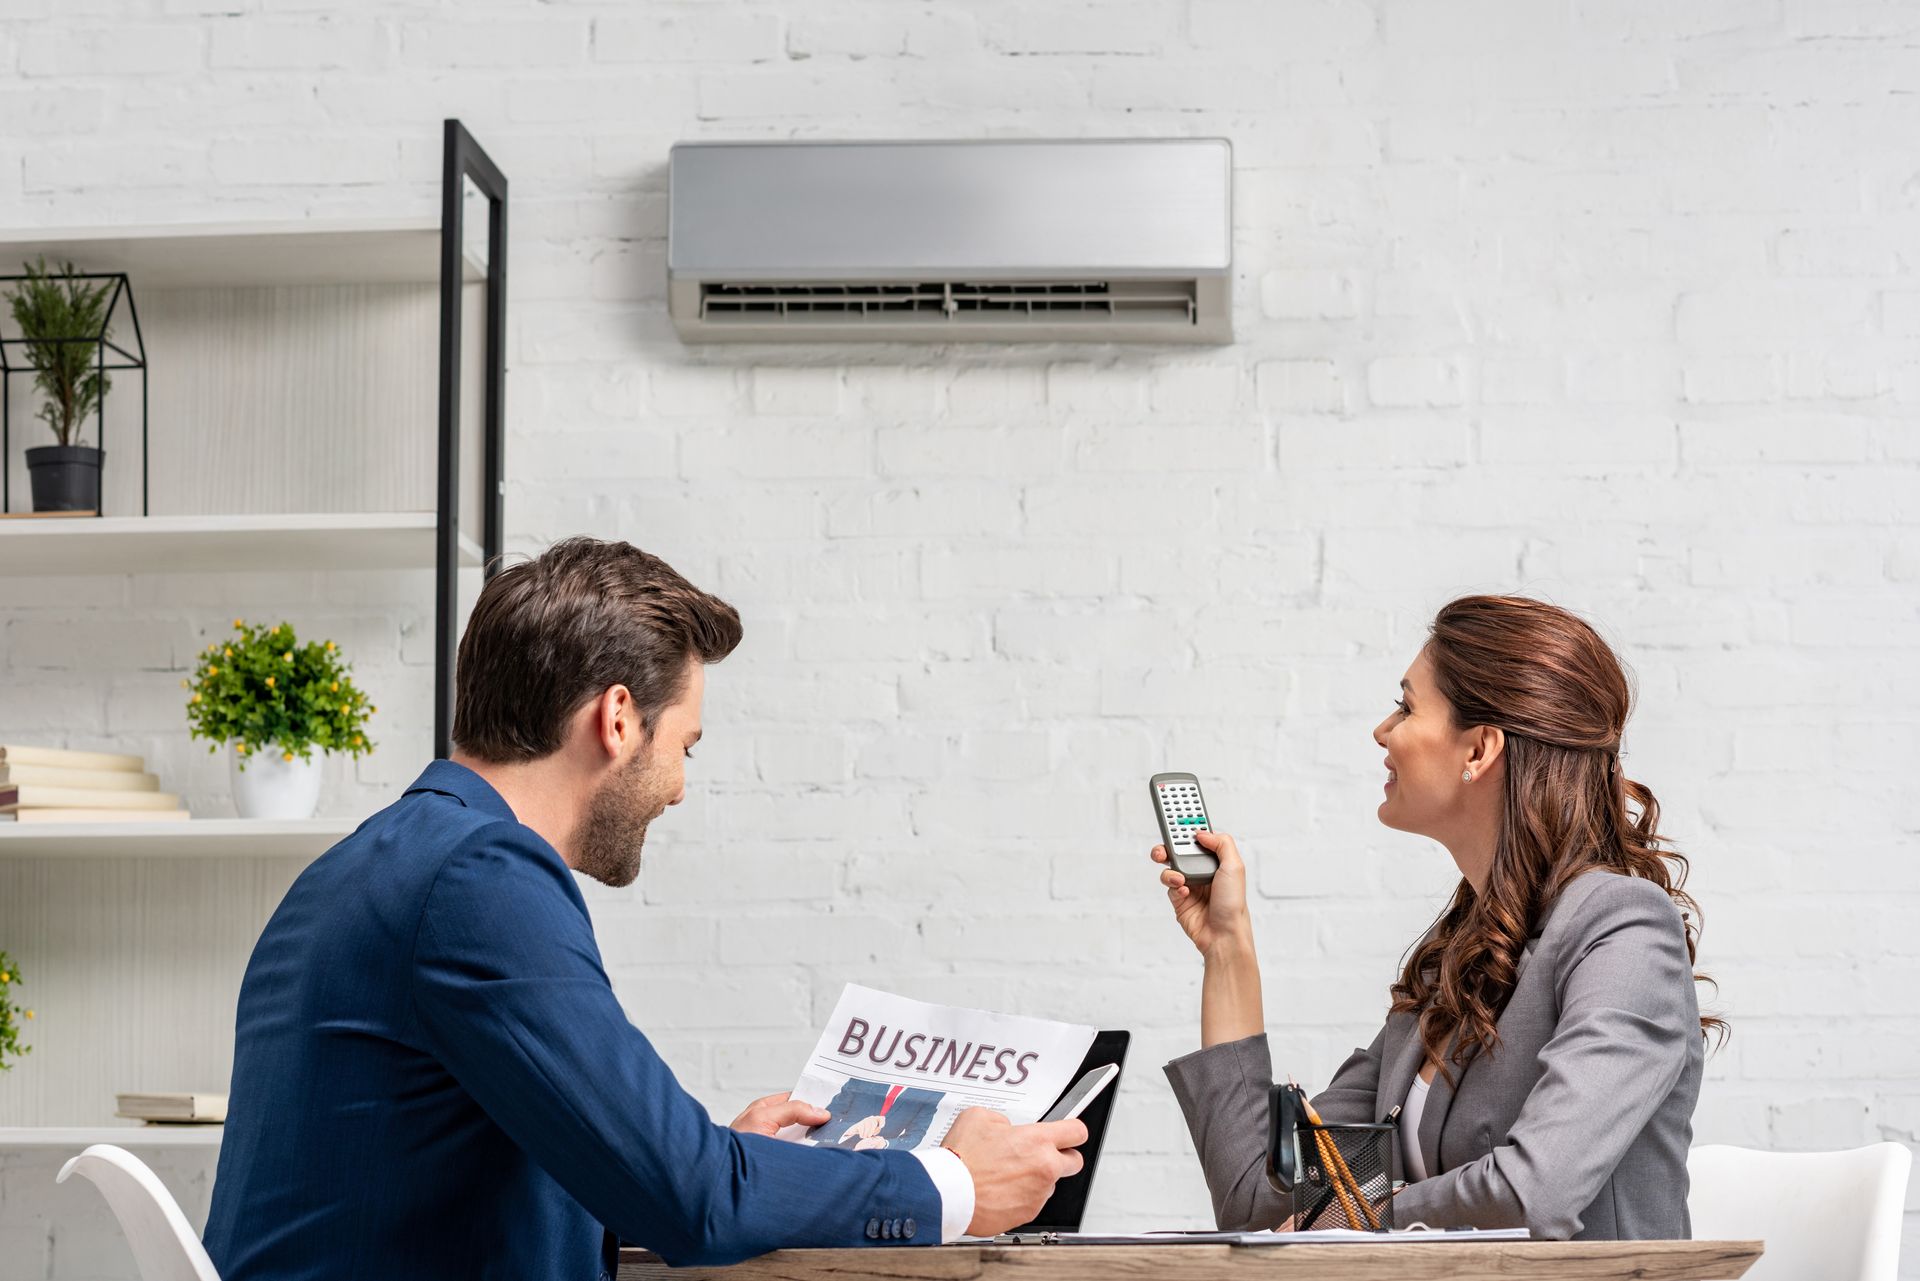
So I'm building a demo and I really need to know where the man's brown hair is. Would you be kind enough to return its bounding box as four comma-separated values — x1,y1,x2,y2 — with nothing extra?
452,537,743,762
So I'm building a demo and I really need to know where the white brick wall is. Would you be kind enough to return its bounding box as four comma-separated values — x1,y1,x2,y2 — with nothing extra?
2,1,1917,1277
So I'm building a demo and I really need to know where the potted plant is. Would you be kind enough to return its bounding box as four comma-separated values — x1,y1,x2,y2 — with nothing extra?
0,951,31,1072
4,257,115,513
184,620,377,820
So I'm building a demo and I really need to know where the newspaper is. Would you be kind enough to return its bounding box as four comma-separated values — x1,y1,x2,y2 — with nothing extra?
777,984,1097,1152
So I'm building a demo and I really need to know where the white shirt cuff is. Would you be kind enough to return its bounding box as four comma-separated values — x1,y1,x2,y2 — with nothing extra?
908,1146,975,1242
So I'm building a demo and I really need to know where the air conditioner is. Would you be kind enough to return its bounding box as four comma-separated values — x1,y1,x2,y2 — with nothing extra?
667,139,1232,344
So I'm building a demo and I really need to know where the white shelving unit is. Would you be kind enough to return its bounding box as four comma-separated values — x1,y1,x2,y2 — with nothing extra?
0,818,357,860
0,512,483,575
0,219,488,866
0,125,509,1133
0,217,484,287
0,1125,223,1148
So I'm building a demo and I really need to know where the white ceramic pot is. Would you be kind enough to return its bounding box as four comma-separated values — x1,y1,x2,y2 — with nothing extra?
229,744,322,820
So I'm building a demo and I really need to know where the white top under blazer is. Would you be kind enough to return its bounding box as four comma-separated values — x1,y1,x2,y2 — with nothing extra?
1401,1074,1432,1181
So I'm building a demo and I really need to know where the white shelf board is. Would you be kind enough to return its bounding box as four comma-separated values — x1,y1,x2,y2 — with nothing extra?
0,1125,223,1148
0,817,357,859
0,512,484,576
0,217,485,288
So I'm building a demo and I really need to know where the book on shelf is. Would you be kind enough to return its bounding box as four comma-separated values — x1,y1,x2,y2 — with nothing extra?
0,745,186,822
0,745,147,772
1,808,191,824
115,1092,228,1124
0,785,182,813
0,763,161,791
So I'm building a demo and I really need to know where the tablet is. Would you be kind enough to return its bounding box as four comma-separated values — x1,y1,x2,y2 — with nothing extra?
1010,1029,1130,1234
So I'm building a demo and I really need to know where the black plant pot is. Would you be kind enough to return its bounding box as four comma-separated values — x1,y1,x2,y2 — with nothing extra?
25,444,104,513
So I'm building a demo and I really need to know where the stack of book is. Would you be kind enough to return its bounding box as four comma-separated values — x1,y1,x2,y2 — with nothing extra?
115,1091,228,1124
0,745,188,823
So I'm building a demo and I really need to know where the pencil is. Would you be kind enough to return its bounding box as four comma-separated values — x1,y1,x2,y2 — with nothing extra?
1311,1127,1367,1228
1306,1108,1377,1229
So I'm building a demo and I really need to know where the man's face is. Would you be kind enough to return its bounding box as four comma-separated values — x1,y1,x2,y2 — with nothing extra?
571,661,704,889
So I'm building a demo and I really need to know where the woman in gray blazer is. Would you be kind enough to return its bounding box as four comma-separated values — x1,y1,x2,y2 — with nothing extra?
1154,596,1723,1240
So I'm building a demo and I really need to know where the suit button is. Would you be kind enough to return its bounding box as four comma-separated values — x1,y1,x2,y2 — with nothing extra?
866,1217,881,1240
904,1218,918,1239
886,1218,899,1238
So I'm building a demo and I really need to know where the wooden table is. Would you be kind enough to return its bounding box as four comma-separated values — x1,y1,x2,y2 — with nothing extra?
619,1239,1764,1281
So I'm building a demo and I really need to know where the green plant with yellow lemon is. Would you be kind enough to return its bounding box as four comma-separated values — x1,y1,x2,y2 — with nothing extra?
184,620,376,769
0,952,31,1071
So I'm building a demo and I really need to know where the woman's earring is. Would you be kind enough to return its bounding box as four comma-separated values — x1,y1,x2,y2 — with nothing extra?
1461,769,1472,782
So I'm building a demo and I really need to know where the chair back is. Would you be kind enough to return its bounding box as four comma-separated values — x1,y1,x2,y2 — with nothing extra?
1688,1142,1912,1281
56,1144,221,1281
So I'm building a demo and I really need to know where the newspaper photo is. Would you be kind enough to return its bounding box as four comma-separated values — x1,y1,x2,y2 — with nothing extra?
777,984,1098,1152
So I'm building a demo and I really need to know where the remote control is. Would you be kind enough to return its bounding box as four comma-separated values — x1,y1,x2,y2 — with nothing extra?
1150,772,1218,885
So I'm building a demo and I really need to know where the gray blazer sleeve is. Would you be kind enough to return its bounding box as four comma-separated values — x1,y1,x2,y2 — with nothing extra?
1163,1027,1386,1231
1393,875,1697,1238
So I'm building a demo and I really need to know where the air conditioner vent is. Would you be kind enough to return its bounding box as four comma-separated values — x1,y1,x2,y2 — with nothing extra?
698,280,1199,326
668,139,1232,343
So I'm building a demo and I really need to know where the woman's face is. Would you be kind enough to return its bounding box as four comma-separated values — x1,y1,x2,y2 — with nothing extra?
1373,646,1476,839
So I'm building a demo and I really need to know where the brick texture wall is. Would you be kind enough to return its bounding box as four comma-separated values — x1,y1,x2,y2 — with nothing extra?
0,2,1915,1276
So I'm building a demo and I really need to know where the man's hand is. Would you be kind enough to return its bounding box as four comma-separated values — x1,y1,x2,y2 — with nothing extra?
941,1107,1087,1236
730,1091,829,1137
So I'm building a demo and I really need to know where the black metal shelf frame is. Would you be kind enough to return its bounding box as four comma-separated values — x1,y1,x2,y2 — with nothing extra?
437,119,509,758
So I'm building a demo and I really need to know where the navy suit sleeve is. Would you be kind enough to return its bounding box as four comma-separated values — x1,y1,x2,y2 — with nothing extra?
409,823,942,1266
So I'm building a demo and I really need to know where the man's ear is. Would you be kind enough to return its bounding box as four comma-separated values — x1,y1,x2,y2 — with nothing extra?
594,684,640,762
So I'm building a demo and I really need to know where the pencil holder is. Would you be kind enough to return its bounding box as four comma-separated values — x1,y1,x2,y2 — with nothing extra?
1266,1083,1395,1232
1291,1121,1395,1230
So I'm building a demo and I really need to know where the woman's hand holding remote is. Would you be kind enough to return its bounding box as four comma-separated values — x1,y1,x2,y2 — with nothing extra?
1153,828,1251,957
1152,829,1265,1047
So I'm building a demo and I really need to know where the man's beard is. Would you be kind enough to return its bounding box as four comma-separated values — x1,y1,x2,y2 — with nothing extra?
571,749,670,889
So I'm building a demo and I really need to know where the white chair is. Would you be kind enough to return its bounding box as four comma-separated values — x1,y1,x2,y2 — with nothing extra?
55,1144,221,1281
1688,1142,1911,1281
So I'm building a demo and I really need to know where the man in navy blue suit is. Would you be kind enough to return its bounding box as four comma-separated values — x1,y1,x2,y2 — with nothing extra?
202,538,1086,1281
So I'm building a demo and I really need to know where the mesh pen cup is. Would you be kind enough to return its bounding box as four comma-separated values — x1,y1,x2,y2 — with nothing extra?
1291,1121,1395,1231
1266,1083,1395,1232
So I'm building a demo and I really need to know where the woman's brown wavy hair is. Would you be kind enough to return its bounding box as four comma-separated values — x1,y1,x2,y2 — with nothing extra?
1388,595,1726,1079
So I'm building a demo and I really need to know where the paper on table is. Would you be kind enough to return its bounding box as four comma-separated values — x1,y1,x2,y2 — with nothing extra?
1033,1227,1530,1245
